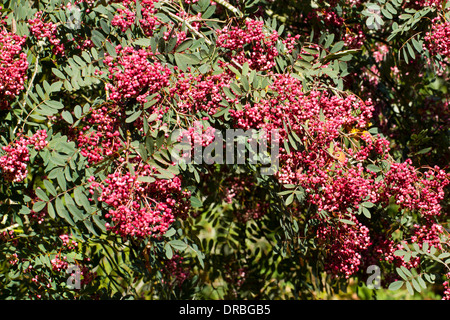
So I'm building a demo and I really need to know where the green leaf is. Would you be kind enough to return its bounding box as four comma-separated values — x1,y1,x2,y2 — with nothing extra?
174,52,187,71
400,265,413,277
174,53,200,69
285,193,294,206
396,267,408,280
324,33,335,49
73,55,86,67
165,243,173,259
74,105,82,119
381,8,393,19
175,39,193,53
361,201,375,208
202,5,216,19
417,275,427,289
169,240,188,251
100,19,110,34
362,207,371,218
55,197,75,226
230,83,242,96
33,201,47,212
411,37,422,53
422,241,429,253
92,214,107,232
35,187,49,202
47,201,56,219
51,81,63,92
367,164,381,173
61,111,74,124
394,249,406,257
330,41,345,54
52,68,66,79
388,280,404,291
137,176,156,183
416,147,431,154
406,42,415,59
411,278,421,292
81,50,92,63
105,41,117,57
125,110,142,123
164,228,176,238
366,16,375,28
386,2,398,14
190,196,203,208
223,86,235,100
84,219,99,236
405,281,414,295
438,253,450,259
44,100,64,110
340,219,355,225
56,169,67,191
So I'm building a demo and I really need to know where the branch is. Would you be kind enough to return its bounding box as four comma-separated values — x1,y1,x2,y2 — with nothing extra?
0,223,19,234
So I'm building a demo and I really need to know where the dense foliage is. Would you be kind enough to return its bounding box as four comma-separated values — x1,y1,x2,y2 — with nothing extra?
0,0,449,300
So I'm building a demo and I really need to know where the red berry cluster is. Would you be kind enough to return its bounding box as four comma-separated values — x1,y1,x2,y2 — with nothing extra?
0,17,28,110
0,130,48,182
76,105,123,165
111,0,160,35
89,163,191,239
28,11,65,55
424,16,450,58
161,254,191,288
317,219,371,279
170,67,234,115
112,5,136,32
104,45,172,104
216,19,280,71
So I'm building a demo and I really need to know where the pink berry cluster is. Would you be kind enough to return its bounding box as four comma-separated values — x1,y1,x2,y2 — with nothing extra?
443,273,450,300
178,121,216,149
8,252,19,265
307,8,365,50
29,199,47,224
424,16,450,58
317,219,371,279
103,45,172,104
216,19,280,71
224,264,248,296
408,0,444,9
59,234,79,250
170,67,234,115
76,105,123,165
383,160,449,219
0,130,48,182
51,254,69,272
28,11,65,56
221,68,450,279
89,163,191,239
0,21,28,110
111,0,160,35
49,234,96,286
111,4,136,32
230,73,373,143
161,254,191,288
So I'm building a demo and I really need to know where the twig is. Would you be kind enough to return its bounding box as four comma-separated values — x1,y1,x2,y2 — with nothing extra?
14,54,40,136
0,223,19,234
162,8,213,46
